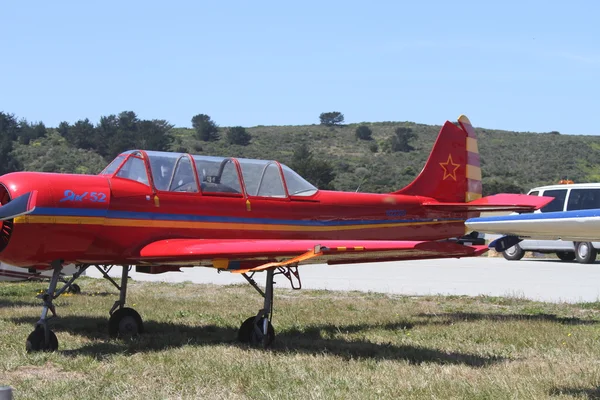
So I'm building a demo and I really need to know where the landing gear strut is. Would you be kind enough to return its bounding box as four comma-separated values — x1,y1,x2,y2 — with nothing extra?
26,263,143,352
95,265,144,338
238,269,276,347
26,261,88,352
237,266,302,348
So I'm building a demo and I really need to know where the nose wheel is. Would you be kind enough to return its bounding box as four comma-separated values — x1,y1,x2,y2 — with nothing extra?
26,260,88,353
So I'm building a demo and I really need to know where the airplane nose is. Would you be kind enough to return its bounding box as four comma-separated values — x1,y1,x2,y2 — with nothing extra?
0,191,37,221
0,183,14,253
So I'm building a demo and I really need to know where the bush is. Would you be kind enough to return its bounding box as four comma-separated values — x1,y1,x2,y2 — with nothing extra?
227,126,251,146
390,127,416,152
355,125,373,140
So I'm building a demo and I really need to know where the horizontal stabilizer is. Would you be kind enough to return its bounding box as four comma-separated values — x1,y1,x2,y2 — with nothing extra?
0,191,37,221
423,194,553,212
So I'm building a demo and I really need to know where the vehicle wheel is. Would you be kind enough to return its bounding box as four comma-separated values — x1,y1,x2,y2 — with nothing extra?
108,307,144,338
68,283,81,294
575,242,597,264
238,316,275,347
556,251,576,262
26,325,58,353
502,244,525,260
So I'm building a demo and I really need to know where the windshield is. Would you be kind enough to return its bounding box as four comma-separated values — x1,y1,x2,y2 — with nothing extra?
281,164,317,196
111,150,318,197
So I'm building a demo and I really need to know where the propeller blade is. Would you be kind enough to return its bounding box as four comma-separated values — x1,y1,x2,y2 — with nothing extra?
0,191,37,221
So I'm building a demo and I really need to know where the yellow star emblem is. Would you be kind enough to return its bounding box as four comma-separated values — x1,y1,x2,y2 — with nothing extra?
439,154,460,181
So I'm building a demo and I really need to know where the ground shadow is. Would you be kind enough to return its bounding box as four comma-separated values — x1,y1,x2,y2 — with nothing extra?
550,387,600,399
9,315,504,367
0,299,37,307
417,312,599,326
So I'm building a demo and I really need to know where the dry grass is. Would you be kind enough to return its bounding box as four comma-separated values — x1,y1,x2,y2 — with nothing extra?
2,277,600,399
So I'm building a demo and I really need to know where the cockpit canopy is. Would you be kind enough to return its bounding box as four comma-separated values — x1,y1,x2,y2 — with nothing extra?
100,150,318,197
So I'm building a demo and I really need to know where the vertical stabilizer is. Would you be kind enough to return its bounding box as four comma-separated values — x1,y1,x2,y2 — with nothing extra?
394,115,482,203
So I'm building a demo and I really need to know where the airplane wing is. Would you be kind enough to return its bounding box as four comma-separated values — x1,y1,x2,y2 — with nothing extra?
422,194,554,212
138,239,487,273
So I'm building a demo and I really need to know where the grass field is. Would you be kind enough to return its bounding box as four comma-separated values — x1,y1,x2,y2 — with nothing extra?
2,277,600,399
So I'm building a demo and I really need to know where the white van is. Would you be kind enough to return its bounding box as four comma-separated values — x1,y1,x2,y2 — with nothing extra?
503,182,600,263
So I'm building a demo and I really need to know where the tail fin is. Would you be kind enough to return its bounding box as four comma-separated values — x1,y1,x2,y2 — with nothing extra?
394,115,482,203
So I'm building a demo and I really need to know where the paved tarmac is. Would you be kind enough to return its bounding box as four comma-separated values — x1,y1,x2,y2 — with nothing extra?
85,256,600,304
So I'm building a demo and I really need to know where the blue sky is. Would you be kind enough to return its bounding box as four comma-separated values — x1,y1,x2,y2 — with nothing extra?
1,1,599,134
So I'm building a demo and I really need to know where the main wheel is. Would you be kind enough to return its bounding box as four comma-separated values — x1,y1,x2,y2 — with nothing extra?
108,307,144,338
68,283,81,294
556,251,576,261
503,244,525,261
26,325,58,353
575,242,597,264
238,316,275,347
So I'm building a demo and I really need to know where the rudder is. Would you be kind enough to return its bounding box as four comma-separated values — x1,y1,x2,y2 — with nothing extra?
394,115,482,203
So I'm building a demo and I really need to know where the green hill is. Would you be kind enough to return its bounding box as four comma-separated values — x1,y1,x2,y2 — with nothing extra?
168,122,600,195
4,112,600,195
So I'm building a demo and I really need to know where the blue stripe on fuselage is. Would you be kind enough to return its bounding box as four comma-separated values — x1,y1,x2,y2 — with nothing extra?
30,207,464,226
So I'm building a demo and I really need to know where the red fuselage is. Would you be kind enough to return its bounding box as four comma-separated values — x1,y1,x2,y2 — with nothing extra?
0,171,471,267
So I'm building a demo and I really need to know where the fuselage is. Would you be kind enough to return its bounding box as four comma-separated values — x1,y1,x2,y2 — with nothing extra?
0,170,473,267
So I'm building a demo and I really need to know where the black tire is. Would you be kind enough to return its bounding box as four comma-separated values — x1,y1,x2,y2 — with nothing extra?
108,307,144,338
502,244,525,261
556,251,576,262
26,325,58,353
575,242,597,264
238,316,275,347
68,283,81,294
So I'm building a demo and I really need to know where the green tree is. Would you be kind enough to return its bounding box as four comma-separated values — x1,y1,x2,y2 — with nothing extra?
137,120,173,151
0,112,21,174
95,115,119,157
483,179,523,196
355,125,373,140
192,114,219,141
17,120,47,145
68,118,96,149
226,126,251,146
390,127,416,152
105,111,140,158
319,112,344,126
289,143,336,190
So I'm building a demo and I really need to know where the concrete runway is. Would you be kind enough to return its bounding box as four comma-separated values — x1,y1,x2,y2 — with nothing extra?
85,256,600,304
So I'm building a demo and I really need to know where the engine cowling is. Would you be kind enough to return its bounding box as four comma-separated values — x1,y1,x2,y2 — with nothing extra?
0,172,111,267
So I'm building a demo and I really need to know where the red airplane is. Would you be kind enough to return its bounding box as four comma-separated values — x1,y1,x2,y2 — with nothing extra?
0,115,550,352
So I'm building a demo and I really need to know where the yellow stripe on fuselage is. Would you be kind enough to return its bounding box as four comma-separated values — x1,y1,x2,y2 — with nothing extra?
14,215,462,232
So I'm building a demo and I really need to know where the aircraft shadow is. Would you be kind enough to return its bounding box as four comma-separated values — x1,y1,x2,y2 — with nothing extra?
549,387,600,399
0,299,37,307
9,315,504,367
416,312,599,326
